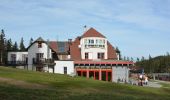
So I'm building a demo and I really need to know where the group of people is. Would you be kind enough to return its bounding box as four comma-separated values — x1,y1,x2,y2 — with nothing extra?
139,74,148,86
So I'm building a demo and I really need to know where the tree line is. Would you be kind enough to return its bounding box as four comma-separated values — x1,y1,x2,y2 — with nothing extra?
0,29,34,65
136,53,170,73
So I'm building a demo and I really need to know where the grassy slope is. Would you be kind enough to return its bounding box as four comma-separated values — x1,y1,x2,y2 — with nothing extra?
0,67,170,100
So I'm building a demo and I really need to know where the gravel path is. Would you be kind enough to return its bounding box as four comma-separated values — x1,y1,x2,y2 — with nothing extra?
144,81,162,88
129,79,162,88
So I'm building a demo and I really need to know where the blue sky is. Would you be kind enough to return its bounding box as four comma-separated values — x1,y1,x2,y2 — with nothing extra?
0,0,170,59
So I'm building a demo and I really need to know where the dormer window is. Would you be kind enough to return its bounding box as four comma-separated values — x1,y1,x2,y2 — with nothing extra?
38,42,42,48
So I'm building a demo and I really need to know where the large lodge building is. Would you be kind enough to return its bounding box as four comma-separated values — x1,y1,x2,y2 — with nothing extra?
7,28,134,82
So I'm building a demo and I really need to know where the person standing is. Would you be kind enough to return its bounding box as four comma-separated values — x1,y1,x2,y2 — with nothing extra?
145,76,148,85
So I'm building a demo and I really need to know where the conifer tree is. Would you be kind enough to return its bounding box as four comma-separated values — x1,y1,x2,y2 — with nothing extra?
0,29,6,64
29,37,34,45
13,42,18,51
136,57,140,62
7,38,13,51
116,47,122,60
19,37,25,51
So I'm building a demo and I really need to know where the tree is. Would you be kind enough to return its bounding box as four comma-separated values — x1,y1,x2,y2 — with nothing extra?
166,52,170,56
0,29,6,64
7,38,13,51
141,56,145,61
29,37,34,45
19,37,26,51
116,47,122,60
13,42,18,51
149,54,152,60
136,57,140,62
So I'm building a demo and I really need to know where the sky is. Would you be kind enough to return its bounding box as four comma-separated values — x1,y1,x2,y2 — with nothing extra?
0,0,170,59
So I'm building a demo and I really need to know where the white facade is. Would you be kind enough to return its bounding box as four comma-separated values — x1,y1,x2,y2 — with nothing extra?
80,37,108,60
112,66,129,83
8,52,28,62
28,42,52,70
54,61,74,75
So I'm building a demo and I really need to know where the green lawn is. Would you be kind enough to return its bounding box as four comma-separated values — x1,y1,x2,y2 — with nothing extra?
0,66,170,100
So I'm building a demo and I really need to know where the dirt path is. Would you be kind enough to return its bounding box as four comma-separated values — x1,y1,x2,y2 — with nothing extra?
0,77,49,89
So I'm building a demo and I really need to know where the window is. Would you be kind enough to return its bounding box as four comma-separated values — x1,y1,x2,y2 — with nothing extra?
36,53,44,59
98,53,104,59
11,54,16,61
22,54,28,61
38,42,42,48
85,53,88,59
96,39,98,44
64,67,67,74
58,42,65,52
84,39,88,44
88,39,94,44
85,39,105,49
91,39,94,44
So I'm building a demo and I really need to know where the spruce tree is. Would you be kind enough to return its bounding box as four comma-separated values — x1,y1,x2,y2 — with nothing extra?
7,38,13,51
116,47,122,60
29,37,34,45
19,37,25,51
13,42,18,51
136,57,140,62
0,29,6,64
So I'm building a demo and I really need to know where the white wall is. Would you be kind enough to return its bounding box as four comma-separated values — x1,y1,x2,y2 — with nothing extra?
80,37,108,60
8,52,28,61
54,61,74,75
28,42,52,70
112,66,129,83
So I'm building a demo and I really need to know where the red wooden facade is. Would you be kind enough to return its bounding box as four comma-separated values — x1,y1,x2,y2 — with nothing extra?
76,68,112,81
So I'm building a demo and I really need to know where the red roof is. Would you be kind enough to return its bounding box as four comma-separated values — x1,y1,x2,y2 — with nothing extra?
49,41,58,53
107,42,117,59
81,28,106,38
69,28,117,60
44,28,118,61
49,41,69,53
70,37,81,60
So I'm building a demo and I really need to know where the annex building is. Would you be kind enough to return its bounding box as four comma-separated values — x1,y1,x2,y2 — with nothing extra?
7,28,133,82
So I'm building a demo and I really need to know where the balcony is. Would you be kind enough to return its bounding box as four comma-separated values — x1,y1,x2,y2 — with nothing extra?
33,58,55,65
7,61,27,66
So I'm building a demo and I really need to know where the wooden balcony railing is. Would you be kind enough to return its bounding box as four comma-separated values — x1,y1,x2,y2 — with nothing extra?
33,58,55,65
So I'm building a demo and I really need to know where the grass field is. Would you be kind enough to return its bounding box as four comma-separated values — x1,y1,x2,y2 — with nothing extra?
0,66,170,100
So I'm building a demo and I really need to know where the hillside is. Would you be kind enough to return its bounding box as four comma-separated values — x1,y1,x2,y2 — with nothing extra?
0,67,170,100
136,55,170,73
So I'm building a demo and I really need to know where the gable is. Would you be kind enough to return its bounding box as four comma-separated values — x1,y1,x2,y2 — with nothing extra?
81,28,106,38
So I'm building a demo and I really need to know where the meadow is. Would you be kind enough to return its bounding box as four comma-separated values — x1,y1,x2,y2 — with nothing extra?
0,66,170,100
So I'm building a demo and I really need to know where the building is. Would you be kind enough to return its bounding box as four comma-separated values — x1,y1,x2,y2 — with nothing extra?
7,28,133,82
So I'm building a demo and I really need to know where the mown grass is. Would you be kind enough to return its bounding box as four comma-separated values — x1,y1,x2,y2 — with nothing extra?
0,66,170,100
160,83,170,88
